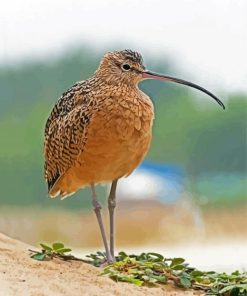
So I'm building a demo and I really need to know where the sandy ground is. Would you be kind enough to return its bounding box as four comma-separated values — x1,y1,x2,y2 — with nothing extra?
0,203,245,295
0,233,201,296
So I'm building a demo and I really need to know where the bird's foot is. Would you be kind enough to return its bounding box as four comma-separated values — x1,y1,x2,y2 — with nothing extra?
107,255,116,264
100,256,115,267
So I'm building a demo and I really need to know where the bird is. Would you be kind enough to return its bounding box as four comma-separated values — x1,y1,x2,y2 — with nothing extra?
44,49,225,264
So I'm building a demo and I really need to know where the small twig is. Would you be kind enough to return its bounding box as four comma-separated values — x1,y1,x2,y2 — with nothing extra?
29,249,42,254
53,253,89,263
29,248,89,263
192,284,211,291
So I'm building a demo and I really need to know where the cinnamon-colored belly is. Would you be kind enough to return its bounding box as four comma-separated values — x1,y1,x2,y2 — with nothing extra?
53,98,154,197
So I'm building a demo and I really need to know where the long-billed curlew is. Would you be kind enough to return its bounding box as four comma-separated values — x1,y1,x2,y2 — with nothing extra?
44,50,225,263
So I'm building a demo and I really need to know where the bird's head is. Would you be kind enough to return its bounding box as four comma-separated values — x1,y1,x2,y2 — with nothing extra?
96,50,145,85
96,49,225,109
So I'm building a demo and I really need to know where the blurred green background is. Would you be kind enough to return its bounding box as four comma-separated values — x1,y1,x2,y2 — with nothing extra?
0,47,246,209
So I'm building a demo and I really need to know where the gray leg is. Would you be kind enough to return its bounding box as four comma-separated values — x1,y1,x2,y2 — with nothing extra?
108,179,118,258
90,184,114,264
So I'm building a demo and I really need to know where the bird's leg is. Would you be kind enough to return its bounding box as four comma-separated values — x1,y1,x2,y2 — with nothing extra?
90,184,114,264
108,179,118,258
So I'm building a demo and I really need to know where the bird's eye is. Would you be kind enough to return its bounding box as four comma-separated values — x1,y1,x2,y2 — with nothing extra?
122,64,131,71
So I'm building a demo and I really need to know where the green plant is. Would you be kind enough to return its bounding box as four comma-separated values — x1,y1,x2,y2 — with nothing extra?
30,245,247,295
29,242,74,261
87,251,247,295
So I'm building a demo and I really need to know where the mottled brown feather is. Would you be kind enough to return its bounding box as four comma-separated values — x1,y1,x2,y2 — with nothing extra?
44,80,94,190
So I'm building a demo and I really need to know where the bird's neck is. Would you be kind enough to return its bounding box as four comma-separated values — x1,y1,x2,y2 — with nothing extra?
87,74,141,99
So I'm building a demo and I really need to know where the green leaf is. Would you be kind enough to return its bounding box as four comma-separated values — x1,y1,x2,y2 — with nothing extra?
52,242,64,250
125,277,143,286
31,253,47,261
40,243,52,252
96,251,105,257
239,284,247,290
144,268,153,274
179,276,191,288
172,264,185,270
150,274,167,283
56,248,72,254
206,271,216,275
195,277,212,285
230,287,240,296
171,257,185,267
191,270,204,277
146,252,164,261
209,287,219,294
148,277,157,283
118,251,128,260
219,285,237,293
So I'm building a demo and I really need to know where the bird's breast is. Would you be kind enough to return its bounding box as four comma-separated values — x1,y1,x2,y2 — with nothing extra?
72,92,154,188
89,91,154,142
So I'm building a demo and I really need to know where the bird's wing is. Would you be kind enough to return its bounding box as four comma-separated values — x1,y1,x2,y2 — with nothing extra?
44,81,92,191
44,82,83,136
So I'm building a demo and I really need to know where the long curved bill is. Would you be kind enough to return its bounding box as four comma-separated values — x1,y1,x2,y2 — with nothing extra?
142,71,225,109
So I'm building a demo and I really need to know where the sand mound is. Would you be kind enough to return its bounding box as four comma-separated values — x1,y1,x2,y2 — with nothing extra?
0,233,200,296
